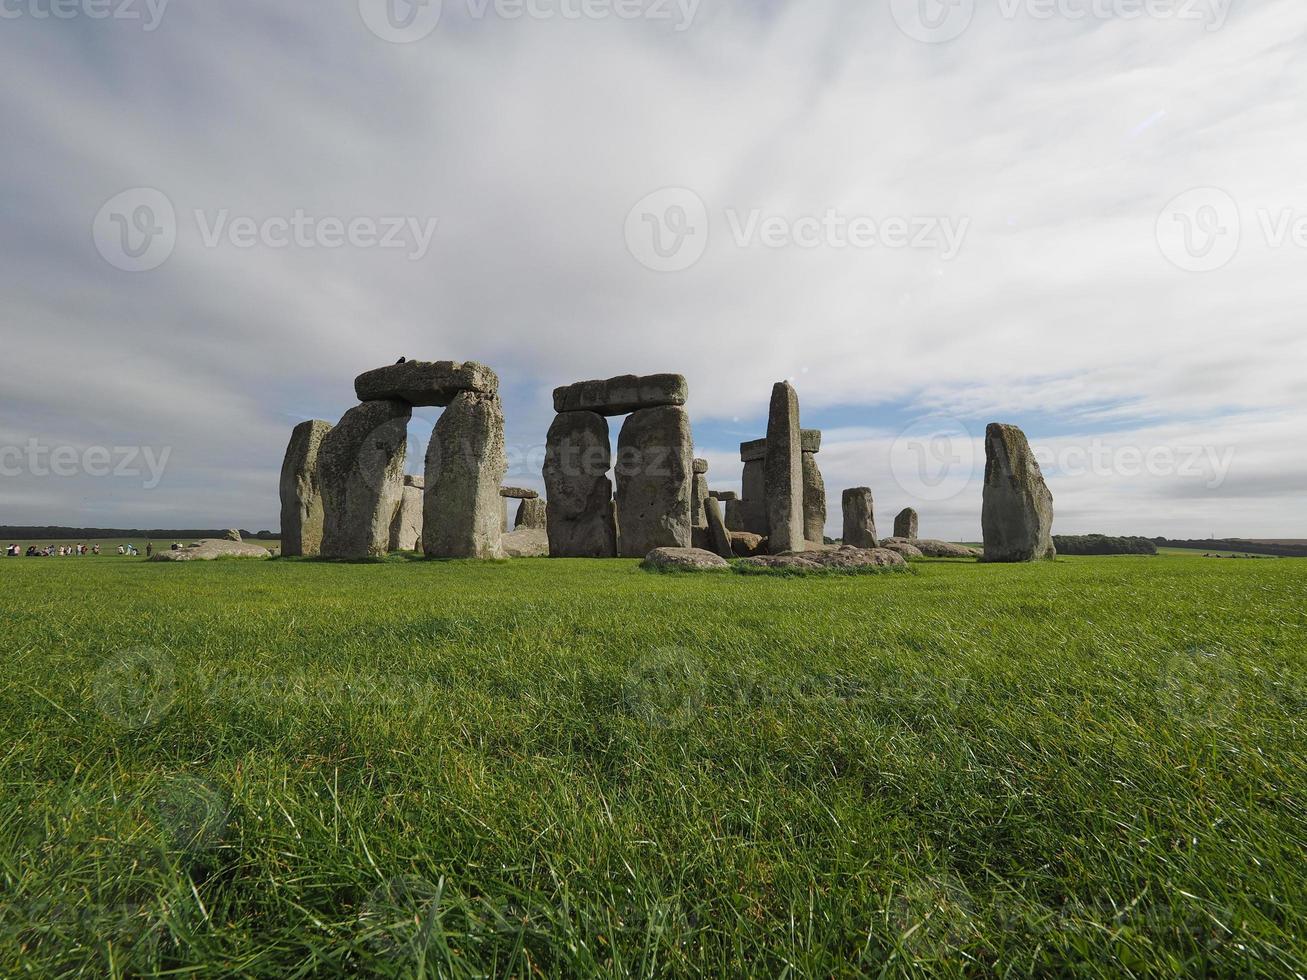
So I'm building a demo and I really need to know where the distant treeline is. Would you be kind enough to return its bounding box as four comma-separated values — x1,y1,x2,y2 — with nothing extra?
0,527,277,540
1156,538,1307,558
1053,534,1158,556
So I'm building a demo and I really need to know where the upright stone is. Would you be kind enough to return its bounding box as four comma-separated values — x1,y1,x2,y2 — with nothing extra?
615,405,694,558
319,401,411,559
802,452,827,542
764,382,804,554
692,459,710,529
423,392,507,559
982,423,1056,563
515,497,547,530
543,412,617,558
894,508,919,540
842,487,878,549
279,419,332,557
389,484,423,552
703,495,733,559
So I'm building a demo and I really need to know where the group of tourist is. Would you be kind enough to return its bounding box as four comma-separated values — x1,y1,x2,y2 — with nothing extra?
5,543,149,557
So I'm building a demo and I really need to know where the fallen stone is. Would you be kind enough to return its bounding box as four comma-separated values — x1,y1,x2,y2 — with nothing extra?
355,360,498,407
803,546,905,569
802,453,827,543
982,423,1056,562
614,405,693,558
515,497,547,530
500,486,539,499
730,532,766,557
703,495,733,559
149,539,270,561
501,527,549,558
735,554,822,571
764,382,804,554
543,411,617,557
879,538,925,559
913,539,980,559
841,487,878,549
553,373,688,416
423,391,507,559
894,507,919,541
319,400,411,559
389,484,423,552
641,547,730,571
279,419,333,557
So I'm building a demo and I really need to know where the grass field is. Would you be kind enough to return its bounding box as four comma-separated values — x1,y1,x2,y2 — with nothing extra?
1,555,1303,977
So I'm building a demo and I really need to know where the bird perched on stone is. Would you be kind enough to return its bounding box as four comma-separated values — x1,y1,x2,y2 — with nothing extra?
396,356,407,364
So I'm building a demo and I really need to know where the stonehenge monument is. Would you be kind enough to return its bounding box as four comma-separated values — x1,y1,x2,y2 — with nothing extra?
764,382,805,554
727,422,825,550
841,487,878,549
982,422,1056,562
281,360,505,561
279,419,332,556
500,486,539,532
545,374,693,559
894,507,919,541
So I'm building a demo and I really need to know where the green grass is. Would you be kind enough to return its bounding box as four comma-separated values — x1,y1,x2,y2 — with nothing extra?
1,556,1303,977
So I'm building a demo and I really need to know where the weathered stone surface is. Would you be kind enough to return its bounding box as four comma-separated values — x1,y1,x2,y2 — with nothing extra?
736,554,821,571
982,423,1056,563
515,497,547,530
894,508,919,540
913,539,980,559
724,498,768,536
730,532,766,557
703,495,733,559
740,429,820,462
404,474,425,490
764,382,804,554
804,546,905,569
691,527,712,551
149,539,271,561
693,458,709,475
692,473,710,529
879,539,925,560
802,453,827,542
543,411,616,558
500,486,539,499
319,401,411,559
355,360,498,407
224,529,242,542
741,459,766,503
641,547,729,571
279,419,333,557
614,406,693,558
423,392,507,559
501,527,549,558
553,374,687,416
389,485,423,552
842,487,878,549
709,490,737,501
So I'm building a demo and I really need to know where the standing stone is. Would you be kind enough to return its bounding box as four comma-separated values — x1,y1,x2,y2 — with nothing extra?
692,471,710,529
982,423,1056,563
615,405,694,558
389,484,424,552
423,392,507,559
842,487,878,549
894,508,919,540
515,497,548,530
802,452,827,543
764,382,804,554
319,401,411,559
703,495,733,559
279,420,333,557
543,412,617,558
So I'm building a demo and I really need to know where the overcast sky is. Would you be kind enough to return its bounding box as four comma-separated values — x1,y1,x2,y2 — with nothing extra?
2,0,1304,539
